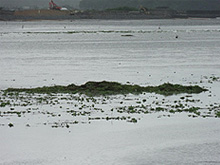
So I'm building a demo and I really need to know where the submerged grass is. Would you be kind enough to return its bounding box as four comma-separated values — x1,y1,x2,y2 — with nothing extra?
4,81,207,96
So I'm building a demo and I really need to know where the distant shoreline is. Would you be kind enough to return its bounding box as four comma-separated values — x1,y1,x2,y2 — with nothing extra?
1,9,220,21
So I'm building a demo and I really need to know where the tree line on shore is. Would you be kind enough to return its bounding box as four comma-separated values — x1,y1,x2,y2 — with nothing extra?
79,0,220,11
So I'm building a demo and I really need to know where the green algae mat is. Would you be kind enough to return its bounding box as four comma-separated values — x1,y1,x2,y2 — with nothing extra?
4,81,207,96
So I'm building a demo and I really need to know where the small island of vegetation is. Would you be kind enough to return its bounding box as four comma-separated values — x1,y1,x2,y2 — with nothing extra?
4,81,207,96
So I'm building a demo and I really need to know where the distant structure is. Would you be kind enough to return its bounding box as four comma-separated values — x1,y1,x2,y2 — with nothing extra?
49,0,67,10
49,0,61,10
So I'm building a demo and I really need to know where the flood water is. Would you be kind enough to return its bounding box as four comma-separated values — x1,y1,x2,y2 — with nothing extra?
0,19,220,89
0,19,220,165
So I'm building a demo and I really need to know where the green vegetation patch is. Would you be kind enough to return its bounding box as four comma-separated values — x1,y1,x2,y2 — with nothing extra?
216,111,220,118
4,81,207,96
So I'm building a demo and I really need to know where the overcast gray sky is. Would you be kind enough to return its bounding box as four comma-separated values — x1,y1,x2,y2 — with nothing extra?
0,0,80,9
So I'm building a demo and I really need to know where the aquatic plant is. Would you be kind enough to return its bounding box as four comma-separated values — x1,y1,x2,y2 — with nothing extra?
4,81,207,96
128,118,138,123
216,111,220,118
8,123,14,127
121,34,133,37
0,101,10,107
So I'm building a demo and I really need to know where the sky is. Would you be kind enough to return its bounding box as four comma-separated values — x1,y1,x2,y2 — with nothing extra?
0,0,80,9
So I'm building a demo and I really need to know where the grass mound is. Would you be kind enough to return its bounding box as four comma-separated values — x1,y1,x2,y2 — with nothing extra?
4,81,207,96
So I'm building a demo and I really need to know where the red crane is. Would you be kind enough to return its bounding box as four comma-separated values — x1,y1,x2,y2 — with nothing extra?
49,0,62,10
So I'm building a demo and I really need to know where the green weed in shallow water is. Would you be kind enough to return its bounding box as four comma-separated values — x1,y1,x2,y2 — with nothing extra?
4,81,208,96
216,111,220,118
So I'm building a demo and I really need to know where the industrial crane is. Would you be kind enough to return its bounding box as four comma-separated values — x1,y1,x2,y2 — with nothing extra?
49,0,62,10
